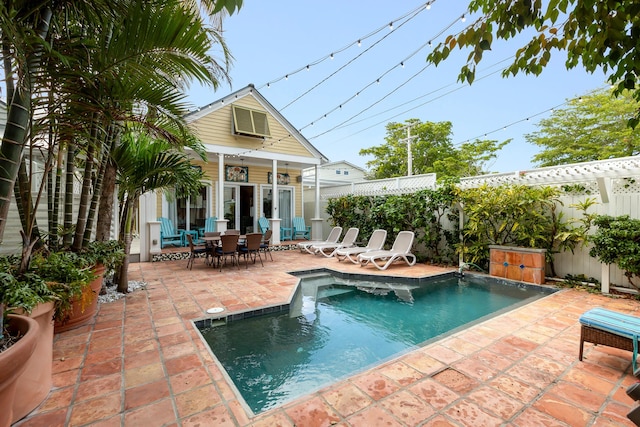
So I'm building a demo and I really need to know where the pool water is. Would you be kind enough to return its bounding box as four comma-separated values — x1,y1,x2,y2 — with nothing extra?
198,273,552,414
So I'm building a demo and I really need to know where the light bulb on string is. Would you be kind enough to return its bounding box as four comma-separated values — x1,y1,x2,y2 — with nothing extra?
330,53,334,59
285,75,288,80
461,15,466,22
389,22,393,30
400,62,405,68
426,3,431,10
357,39,361,47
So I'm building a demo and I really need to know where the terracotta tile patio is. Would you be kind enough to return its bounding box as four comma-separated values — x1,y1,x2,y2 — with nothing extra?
13,245,640,427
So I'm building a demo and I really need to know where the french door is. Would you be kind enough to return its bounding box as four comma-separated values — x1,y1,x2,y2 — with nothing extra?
261,186,293,229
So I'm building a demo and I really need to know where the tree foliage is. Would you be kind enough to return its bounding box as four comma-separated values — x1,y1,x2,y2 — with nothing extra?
589,215,640,289
526,88,640,166
428,0,640,128
359,119,508,180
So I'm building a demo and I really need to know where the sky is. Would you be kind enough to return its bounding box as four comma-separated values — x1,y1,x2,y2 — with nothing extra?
187,0,610,174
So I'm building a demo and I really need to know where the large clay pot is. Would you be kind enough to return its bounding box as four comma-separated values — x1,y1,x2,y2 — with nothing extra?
12,301,55,423
54,264,105,333
0,315,38,427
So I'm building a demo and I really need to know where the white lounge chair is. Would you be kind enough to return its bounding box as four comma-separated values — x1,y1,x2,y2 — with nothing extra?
357,231,416,270
298,226,342,254
335,229,387,263
311,227,359,257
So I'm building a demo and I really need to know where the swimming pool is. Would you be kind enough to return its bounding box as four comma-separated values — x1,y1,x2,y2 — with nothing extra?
196,271,554,415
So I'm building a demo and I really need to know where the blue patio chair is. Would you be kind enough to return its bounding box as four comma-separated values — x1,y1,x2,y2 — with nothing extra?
199,216,217,237
158,217,183,248
292,217,311,240
258,216,270,234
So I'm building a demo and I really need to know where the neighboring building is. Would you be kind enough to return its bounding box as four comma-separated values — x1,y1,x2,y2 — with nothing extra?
301,160,367,187
301,161,368,238
143,84,329,257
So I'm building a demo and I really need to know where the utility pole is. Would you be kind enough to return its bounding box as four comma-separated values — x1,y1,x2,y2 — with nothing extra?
401,124,417,176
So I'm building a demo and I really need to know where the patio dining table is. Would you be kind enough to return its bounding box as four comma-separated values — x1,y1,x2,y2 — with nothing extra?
202,234,246,246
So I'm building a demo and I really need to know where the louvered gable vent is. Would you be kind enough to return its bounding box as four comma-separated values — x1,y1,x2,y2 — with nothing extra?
232,105,271,138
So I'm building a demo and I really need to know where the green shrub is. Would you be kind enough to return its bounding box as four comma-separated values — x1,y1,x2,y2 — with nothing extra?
589,215,640,289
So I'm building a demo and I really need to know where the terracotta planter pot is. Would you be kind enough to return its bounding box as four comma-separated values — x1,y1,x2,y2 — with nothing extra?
12,301,55,423
0,315,39,427
54,264,105,333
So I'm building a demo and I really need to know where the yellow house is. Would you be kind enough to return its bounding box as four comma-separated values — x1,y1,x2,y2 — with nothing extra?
144,84,328,258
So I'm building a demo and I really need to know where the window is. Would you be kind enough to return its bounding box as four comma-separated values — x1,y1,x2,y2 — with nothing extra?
344,170,349,175
335,170,341,175
232,105,271,138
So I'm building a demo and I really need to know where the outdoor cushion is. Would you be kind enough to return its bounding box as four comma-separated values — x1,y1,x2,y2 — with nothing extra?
579,308,640,371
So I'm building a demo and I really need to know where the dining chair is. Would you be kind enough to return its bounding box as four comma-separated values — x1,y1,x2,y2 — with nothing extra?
214,234,240,271
185,233,209,270
239,233,264,268
260,229,273,261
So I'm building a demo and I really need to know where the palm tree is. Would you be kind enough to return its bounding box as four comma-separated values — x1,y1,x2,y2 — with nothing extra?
113,128,206,292
2,0,234,261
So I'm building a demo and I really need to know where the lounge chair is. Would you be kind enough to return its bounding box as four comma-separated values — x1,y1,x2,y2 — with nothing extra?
199,216,217,237
292,216,311,240
258,216,270,234
311,227,359,257
357,231,416,270
579,307,640,372
335,229,387,263
158,217,183,248
298,226,342,254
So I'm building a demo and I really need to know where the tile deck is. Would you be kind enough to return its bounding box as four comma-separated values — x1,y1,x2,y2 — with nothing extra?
13,245,640,427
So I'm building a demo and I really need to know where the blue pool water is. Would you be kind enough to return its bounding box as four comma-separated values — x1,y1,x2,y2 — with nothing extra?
197,272,552,414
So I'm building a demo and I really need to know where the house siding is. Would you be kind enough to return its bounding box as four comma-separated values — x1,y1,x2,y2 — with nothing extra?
190,97,315,159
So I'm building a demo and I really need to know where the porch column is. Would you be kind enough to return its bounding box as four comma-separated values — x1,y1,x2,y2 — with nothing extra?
216,154,227,232
141,192,160,261
311,164,323,240
270,159,281,244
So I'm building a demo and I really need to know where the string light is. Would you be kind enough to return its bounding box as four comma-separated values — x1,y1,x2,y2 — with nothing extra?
258,1,438,95
461,14,466,22
297,13,462,127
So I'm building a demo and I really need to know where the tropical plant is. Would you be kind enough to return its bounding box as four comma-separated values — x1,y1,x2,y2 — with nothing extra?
589,215,640,289
82,240,126,274
325,184,459,263
112,129,206,292
456,184,560,268
0,0,241,342
427,0,640,127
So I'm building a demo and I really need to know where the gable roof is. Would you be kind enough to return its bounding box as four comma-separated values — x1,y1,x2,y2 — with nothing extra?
186,84,328,164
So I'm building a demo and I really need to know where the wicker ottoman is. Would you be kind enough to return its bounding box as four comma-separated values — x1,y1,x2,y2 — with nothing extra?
579,308,640,372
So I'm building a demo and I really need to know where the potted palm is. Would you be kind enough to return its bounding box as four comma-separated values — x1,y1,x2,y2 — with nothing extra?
0,257,52,425
82,240,126,292
28,251,96,333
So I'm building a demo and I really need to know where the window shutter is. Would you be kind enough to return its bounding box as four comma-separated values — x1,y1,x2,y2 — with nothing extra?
232,106,271,138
